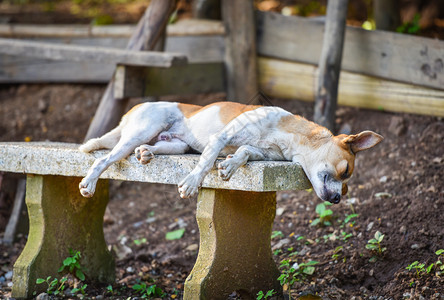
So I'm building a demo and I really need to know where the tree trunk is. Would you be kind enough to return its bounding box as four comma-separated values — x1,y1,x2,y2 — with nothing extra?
84,0,176,141
314,0,349,132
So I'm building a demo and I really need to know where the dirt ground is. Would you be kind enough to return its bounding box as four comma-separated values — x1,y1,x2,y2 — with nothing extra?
0,83,443,299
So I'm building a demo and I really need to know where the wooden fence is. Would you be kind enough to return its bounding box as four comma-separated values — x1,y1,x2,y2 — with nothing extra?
1,12,443,116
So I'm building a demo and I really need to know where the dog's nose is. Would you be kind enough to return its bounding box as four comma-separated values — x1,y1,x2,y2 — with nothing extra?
330,193,341,204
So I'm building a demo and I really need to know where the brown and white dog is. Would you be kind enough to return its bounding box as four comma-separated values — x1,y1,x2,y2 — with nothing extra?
79,101,383,203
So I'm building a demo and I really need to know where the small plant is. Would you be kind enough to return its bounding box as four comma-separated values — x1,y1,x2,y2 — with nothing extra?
256,289,276,299
366,231,386,262
340,231,353,242
134,238,147,245
340,213,359,228
72,283,88,295
278,259,319,286
332,246,343,260
106,284,114,295
132,282,165,298
58,249,86,281
396,13,421,34
36,276,67,296
406,249,444,278
271,230,284,239
310,202,333,227
406,261,428,278
436,249,444,275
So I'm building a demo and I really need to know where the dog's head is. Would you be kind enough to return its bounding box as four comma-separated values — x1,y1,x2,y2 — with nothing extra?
304,131,383,204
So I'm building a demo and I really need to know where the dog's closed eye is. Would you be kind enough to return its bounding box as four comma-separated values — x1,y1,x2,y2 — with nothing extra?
340,163,350,180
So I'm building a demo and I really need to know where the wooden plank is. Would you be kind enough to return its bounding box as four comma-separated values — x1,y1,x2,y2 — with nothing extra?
0,19,224,38
256,11,444,90
0,35,223,83
114,63,224,98
115,57,444,116
314,0,348,131
0,38,187,67
258,57,444,117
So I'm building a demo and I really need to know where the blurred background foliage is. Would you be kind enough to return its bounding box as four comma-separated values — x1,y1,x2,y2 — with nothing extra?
0,0,443,38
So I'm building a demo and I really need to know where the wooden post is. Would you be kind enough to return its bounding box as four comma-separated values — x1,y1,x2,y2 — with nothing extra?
222,0,258,103
193,0,221,20
314,0,349,132
374,0,400,31
84,0,177,141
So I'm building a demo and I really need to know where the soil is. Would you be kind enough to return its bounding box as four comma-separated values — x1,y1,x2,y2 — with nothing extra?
0,83,443,299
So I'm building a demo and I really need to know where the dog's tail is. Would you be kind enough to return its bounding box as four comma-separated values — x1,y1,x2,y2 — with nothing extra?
79,125,122,153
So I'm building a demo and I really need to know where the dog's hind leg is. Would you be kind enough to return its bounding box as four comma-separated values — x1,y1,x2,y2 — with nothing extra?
135,139,189,164
79,125,122,153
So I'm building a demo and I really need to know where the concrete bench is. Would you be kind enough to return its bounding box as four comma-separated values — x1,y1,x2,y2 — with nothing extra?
0,142,311,299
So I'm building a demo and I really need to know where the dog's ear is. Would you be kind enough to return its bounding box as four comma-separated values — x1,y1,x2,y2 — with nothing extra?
343,131,383,153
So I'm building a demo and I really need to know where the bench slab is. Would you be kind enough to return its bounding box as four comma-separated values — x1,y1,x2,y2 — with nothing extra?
0,142,311,192
0,141,311,299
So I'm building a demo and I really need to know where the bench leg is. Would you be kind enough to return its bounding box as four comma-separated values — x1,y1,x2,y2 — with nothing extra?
184,188,282,300
12,175,114,299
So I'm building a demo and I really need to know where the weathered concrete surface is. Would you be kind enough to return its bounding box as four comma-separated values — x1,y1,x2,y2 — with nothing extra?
12,175,114,299
0,142,311,192
184,188,282,299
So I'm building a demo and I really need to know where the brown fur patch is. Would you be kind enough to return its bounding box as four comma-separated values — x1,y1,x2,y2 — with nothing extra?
278,115,332,148
180,102,261,124
213,102,262,124
177,103,203,118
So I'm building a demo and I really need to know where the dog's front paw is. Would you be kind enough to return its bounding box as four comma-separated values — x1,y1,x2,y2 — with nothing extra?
79,178,97,198
178,174,201,198
217,155,237,181
135,145,154,165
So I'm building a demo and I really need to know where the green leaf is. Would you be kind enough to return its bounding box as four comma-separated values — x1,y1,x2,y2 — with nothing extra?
265,289,276,297
256,291,264,300
320,209,333,218
303,266,316,275
76,269,85,281
427,263,434,273
366,244,378,250
368,238,378,244
36,278,46,284
374,231,384,241
344,213,359,223
166,228,185,240
63,257,74,266
271,231,284,239
436,249,444,255
310,219,320,227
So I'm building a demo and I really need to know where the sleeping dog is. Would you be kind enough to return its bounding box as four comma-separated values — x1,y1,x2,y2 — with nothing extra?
79,101,383,203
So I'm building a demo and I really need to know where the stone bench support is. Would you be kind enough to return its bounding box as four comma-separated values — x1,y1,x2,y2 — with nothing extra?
0,142,311,299
12,175,114,298
185,188,281,299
